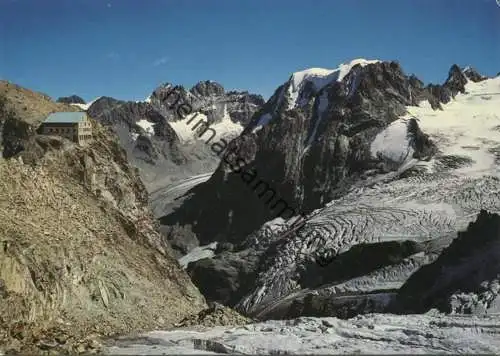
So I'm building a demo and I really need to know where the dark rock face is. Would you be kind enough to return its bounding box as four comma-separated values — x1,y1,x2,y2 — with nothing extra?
56,95,86,104
224,91,266,126
149,84,196,122
407,117,438,160
281,292,398,320
463,67,488,82
412,64,479,110
187,248,261,306
159,224,200,258
394,210,500,315
161,61,442,246
0,96,37,159
2,114,35,158
184,218,292,307
444,64,468,97
88,97,173,138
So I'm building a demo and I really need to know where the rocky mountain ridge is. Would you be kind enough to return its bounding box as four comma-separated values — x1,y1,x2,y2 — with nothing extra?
0,86,208,354
147,80,265,127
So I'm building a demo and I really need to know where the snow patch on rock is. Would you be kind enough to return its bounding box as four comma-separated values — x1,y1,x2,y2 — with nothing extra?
137,119,155,136
178,242,218,269
371,119,414,163
169,109,244,143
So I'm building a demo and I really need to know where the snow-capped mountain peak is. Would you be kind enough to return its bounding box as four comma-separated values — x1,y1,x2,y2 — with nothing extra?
287,58,381,109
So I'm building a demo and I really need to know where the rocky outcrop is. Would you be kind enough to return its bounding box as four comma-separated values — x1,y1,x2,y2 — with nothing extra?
1,101,35,158
87,96,182,154
56,95,86,104
88,96,178,140
406,64,479,110
394,210,500,315
0,84,207,354
187,248,261,306
0,80,79,124
174,302,253,328
0,93,71,161
463,66,488,83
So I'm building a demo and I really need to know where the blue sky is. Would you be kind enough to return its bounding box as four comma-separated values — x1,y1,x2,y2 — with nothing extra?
1,0,499,101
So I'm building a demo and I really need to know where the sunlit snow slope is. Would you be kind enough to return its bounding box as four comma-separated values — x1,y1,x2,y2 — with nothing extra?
409,78,500,176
